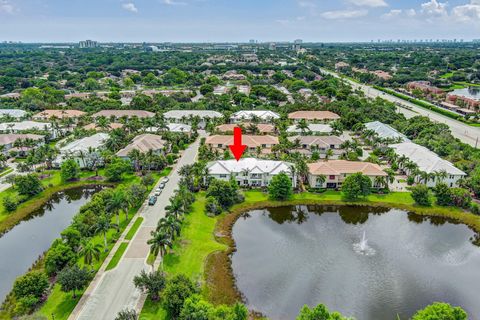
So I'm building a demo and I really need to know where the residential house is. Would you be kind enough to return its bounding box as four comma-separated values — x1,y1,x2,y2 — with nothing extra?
223,70,246,80
288,111,340,123
335,62,350,70
206,158,296,188
205,135,279,155
307,160,387,189
213,86,229,95
0,121,57,138
32,109,86,122
146,123,192,135
83,123,124,131
216,123,275,135
54,133,109,168
65,92,91,100
406,81,444,95
0,109,27,120
0,93,21,100
162,110,223,129
389,142,466,187
286,123,333,135
364,121,409,142
230,110,280,123
116,134,167,158
0,134,44,155
92,110,155,120
288,135,344,158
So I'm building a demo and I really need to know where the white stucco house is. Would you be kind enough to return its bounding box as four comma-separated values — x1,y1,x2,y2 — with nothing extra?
389,142,466,187
230,110,280,123
162,110,223,129
206,158,296,188
54,133,109,168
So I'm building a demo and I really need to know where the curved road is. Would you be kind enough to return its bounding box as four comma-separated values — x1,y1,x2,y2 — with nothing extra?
320,68,480,148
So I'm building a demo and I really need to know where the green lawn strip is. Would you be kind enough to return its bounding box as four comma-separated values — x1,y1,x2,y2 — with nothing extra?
34,172,164,320
125,217,144,240
140,193,226,319
106,242,129,271
0,167,13,178
140,189,480,319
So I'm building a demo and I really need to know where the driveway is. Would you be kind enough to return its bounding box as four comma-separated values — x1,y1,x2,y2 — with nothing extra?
70,132,205,320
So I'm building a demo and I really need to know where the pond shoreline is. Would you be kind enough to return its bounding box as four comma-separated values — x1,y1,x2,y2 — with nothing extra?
0,181,114,237
204,195,480,314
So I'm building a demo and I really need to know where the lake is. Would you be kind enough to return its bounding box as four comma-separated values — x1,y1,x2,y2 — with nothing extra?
0,186,103,302
231,205,480,320
450,86,480,100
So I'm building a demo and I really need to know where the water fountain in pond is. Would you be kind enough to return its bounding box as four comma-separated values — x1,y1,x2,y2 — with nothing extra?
353,231,376,256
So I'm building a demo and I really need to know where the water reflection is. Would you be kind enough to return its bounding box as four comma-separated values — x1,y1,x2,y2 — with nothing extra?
232,206,480,320
0,186,103,302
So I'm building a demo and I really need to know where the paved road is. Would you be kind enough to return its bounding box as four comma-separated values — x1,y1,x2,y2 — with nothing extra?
319,68,480,148
70,133,204,320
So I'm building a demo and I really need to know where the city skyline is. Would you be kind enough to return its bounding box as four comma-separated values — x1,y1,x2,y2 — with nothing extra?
0,0,480,42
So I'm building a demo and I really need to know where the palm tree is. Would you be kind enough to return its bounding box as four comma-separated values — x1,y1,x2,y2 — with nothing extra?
165,196,184,218
95,215,118,251
316,174,326,188
374,176,386,189
106,190,126,232
147,230,172,268
434,170,448,185
79,238,102,265
157,215,181,239
325,149,334,160
296,119,309,135
384,168,395,189
295,158,309,187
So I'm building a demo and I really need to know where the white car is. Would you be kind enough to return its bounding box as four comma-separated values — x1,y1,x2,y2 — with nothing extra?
162,177,170,183
154,188,162,196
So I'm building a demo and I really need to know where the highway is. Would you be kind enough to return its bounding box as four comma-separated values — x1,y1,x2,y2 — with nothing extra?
319,68,480,148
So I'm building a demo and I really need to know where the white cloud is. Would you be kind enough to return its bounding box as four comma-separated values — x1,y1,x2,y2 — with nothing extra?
348,0,388,7
320,9,368,19
122,2,138,13
452,0,480,22
0,0,14,14
163,0,187,5
382,9,402,19
406,8,417,17
420,0,448,17
298,1,316,8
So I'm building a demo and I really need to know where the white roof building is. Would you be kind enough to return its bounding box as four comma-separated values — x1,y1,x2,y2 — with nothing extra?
146,123,192,134
163,110,223,120
365,121,409,142
230,110,280,123
0,121,52,132
286,123,333,134
390,142,466,187
206,158,296,188
59,133,109,155
0,109,27,119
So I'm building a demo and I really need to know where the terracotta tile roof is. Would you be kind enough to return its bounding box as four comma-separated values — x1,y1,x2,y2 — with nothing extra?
0,133,44,146
83,123,124,131
216,123,275,134
33,109,86,119
116,134,166,157
93,110,155,118
205,135,279,148
288,111,340,121
308,160,387,176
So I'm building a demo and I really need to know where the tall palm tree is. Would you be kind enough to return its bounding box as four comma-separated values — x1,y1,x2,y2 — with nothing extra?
165,196,184,219
106,190,126,232
79,238,102,266
296,119,309,135
147,230,172,268
95,215,118,251
157,215,181,239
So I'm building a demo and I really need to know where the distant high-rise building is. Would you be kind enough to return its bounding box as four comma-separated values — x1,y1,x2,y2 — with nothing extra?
249,39,256,44
293,39,302,51
269,42,276,50
79,40,98,48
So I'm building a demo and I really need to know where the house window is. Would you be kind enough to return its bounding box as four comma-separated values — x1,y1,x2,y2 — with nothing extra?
262,144,267,148
329,175,335,180
217,144,223,148
219,174,227,178
330,145,335,149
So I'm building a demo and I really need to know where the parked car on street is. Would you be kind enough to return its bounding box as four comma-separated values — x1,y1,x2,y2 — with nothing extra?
148,196,157,206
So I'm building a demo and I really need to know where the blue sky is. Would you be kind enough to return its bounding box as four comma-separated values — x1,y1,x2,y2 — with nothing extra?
0,0,479,42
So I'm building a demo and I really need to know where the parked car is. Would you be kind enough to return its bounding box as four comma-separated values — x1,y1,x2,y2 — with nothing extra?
148,196,157,206
162,177,169,183
154,188,162,196
159,182,166,189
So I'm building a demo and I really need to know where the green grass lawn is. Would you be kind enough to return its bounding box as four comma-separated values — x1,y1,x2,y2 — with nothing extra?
106,242,129,271
125,217,144,240
140,193,226,320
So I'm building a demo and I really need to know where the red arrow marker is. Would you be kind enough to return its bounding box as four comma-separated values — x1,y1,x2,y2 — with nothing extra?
229,127,247,161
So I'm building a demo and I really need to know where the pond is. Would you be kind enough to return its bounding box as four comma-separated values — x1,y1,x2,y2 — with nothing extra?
231,205,480,320
0,186,104,303
450,86,480,100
